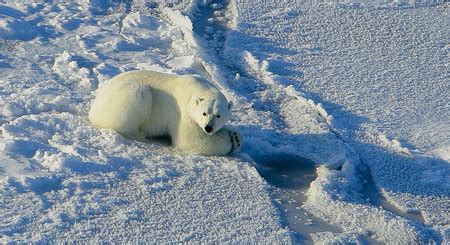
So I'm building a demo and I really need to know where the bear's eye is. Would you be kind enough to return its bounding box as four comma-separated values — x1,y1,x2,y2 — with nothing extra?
216,115,221,118
203,112,207,116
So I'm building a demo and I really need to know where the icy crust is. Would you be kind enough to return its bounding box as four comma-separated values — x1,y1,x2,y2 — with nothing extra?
1,0,447,242
330,0,444,8
0,3,209,123
237,51,354,168
0,113,290,242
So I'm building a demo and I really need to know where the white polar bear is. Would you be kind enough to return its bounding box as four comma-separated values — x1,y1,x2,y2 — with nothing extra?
89,70,241,155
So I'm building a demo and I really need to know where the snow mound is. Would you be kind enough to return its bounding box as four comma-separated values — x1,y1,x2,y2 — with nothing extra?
430,145,450,162
93,63,121,85
52,51,95,90
0,15,36,40
122,12,161,30
1,102,24,117
2,113,131,172
162,7,193,31
50,16,82,31
0,85,77,121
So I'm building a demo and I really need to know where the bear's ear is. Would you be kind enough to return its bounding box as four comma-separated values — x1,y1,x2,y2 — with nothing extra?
196,97,204,105
228,101,233,109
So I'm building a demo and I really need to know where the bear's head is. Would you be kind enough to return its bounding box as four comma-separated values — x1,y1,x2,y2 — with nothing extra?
189,94,233,135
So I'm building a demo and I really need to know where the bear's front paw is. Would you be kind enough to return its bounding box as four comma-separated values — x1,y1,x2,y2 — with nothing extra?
229,131,242,154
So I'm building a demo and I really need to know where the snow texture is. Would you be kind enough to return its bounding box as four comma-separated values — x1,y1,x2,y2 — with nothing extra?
0,1,290,242
227,0,449,243
0,0,448,243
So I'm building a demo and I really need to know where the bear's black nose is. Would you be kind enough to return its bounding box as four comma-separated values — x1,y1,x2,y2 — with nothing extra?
205,125,213,133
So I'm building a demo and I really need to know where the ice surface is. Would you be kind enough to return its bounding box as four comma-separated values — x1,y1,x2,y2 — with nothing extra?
255,154,343,244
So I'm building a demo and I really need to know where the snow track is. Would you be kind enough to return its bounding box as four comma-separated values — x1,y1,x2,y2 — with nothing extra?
191,0,362,243
188,0,448,243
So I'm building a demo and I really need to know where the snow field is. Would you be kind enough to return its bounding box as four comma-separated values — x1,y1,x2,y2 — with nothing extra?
0,1,293,242
0,0,448,243
227,0,448,243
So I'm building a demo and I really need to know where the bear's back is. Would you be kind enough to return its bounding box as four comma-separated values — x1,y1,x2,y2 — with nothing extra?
109,70,177,87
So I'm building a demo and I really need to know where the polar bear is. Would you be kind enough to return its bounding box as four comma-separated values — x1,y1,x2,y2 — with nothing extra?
89,70,241,155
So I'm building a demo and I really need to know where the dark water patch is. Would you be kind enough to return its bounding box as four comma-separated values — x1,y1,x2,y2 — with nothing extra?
255,154,341,243
257,154,316,189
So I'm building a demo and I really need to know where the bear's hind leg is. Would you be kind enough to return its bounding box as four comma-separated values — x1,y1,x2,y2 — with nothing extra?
89,80,153,137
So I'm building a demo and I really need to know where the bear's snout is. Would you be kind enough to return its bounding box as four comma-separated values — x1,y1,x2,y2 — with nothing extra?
204,125,213,134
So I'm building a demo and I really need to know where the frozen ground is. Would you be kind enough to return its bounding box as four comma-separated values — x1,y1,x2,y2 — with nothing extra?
0,0,448,243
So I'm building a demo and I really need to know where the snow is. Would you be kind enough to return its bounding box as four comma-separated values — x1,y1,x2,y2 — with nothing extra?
0,15,36,41
53,51,95,90
227,0,449,243
1,0,448,243
0,1,290,242
1,113,290,242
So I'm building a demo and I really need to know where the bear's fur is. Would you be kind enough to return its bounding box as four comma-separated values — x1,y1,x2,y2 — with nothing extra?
89,70,241,155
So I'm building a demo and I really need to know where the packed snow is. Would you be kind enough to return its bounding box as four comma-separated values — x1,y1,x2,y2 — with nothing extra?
0,0,448,243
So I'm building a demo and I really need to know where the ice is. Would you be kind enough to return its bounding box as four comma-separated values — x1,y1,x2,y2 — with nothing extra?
255,154,343,243
226,0,448,242
1,112,291,242
162,7,193,31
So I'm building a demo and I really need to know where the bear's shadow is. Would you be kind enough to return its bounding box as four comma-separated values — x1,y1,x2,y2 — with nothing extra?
145,135,172,146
